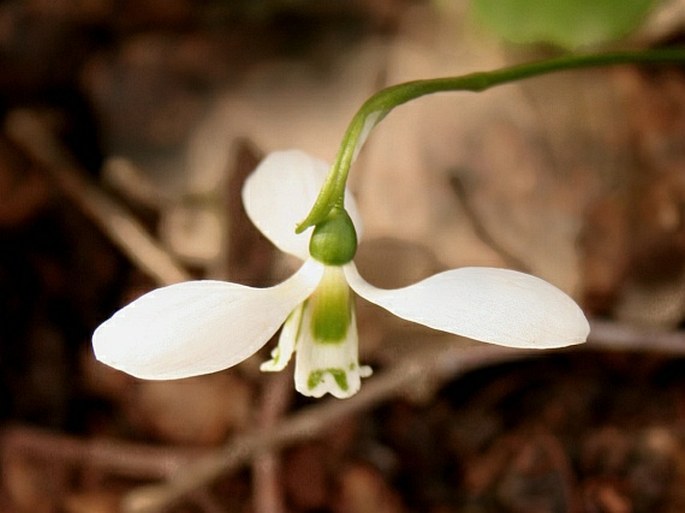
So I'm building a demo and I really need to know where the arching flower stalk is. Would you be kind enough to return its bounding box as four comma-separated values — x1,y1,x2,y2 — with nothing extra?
93,150,589,399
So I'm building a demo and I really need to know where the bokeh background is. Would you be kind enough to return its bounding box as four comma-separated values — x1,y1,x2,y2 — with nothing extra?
2,1,685,512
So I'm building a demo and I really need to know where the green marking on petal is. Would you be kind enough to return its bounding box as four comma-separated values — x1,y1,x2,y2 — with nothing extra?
307,368,349,392
329,368,349,391
308,266,352,343
308,370,323,390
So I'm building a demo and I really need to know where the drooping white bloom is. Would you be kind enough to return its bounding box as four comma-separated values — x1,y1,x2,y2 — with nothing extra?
93,150,589,399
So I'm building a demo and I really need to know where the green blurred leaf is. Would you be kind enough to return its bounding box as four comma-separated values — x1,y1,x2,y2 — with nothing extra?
472,0,656,49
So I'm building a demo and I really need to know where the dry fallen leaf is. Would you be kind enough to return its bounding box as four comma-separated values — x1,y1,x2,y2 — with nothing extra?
125,373,252,445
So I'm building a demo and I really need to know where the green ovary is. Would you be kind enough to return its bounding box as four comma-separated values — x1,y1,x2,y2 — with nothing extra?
309,207,357,265
308,266,352,343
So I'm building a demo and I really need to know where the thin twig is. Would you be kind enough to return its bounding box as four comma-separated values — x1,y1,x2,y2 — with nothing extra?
0,425,205,480
120,319,685,513
120,341,539,513
1,321,679,512
252,372,293,513
4,110,191,286
588,319,685,355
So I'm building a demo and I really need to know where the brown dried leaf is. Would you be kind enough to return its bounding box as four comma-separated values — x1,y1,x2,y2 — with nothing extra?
334,463,405,513
125,373,252,445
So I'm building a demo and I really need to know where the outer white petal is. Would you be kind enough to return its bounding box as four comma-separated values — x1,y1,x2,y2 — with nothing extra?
93,259,324,380
242,150,362,260
345,264,589,349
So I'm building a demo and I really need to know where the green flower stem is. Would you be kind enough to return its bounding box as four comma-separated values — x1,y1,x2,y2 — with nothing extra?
295,47,685,233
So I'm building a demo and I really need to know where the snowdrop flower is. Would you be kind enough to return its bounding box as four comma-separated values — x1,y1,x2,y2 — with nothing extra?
93,150,589,399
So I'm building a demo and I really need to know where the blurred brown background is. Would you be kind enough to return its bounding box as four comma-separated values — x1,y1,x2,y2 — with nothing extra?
2,1,685,512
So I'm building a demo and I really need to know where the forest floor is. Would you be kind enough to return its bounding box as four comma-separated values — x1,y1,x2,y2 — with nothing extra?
2,1,685,512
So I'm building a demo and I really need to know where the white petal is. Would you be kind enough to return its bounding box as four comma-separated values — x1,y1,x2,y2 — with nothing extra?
294,308,371,399
260,303,303,372
242,150,362,260
93,259,324,380
346,264,589,349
